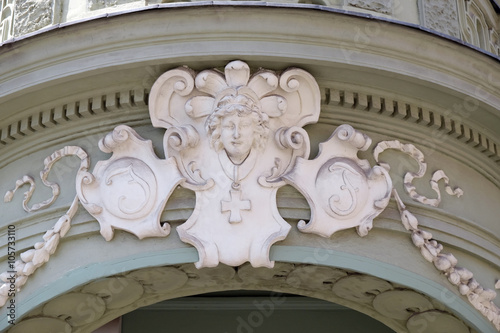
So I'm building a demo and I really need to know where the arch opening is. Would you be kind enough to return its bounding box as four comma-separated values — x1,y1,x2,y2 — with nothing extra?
7,260,478,333
120,290,396,333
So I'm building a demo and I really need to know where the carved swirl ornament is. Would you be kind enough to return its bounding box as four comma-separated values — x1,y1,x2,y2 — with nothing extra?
2,61,499,330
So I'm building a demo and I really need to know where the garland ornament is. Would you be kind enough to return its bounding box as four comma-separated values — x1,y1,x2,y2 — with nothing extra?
373,140,463,207
1,61,498,331
1,146,89,307
374,140,500,331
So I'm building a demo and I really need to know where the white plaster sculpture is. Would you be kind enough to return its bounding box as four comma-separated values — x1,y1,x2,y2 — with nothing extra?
76,125,183,240
147,61,392,267
148,60,319,267
284,124,392,237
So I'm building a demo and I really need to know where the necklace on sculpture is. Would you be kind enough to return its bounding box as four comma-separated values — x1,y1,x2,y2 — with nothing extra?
220,154,252,223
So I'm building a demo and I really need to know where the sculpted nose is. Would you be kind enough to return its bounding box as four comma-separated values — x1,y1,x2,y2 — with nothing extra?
233,126,240,139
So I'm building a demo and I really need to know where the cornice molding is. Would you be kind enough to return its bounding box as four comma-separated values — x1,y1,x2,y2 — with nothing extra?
323,86,499,158
318,85,500,188
2,82,498,189
0,88,149,169
1,6,500,101
0,7,498,130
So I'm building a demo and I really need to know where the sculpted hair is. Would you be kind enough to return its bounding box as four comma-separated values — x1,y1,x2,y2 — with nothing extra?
206,94,270,152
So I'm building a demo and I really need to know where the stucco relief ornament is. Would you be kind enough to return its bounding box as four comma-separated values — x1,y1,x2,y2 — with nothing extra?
76,126,184,240
284,125,392,237
148,61,321,267
145,60,394,267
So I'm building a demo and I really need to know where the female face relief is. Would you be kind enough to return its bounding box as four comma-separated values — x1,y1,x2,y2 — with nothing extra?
220,112,255,165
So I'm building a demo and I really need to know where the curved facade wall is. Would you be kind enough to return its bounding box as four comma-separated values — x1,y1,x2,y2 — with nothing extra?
2,0,500,55
0,3,499,333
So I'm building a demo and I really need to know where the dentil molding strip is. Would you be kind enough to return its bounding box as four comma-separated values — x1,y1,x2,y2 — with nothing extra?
2,84,498,192
323,86,500,163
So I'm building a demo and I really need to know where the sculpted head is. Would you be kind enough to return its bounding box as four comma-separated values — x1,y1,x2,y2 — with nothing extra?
206,94,269,165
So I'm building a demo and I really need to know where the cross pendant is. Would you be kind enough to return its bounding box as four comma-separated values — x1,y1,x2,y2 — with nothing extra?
221,189,251,223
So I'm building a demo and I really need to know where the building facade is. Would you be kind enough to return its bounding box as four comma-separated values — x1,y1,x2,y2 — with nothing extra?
0,0,499,332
